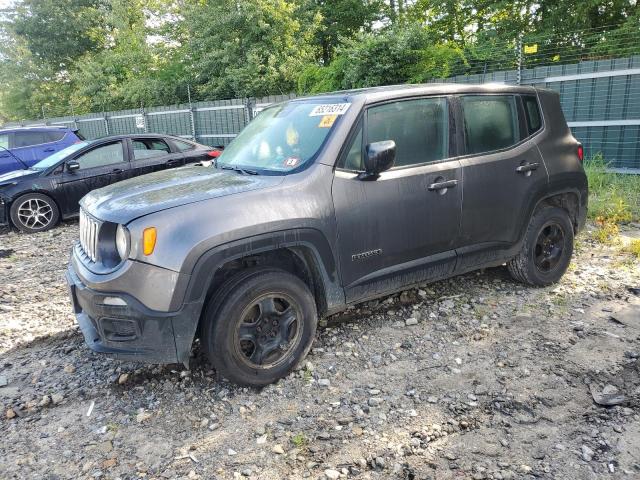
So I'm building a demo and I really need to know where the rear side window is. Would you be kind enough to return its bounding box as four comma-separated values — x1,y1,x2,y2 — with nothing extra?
43,131,66,143
0,134,8,149
522,96,542,135
173,139,196,151
366,97,449,167
13,131,47,148
461,95,519,155
132,138,170,159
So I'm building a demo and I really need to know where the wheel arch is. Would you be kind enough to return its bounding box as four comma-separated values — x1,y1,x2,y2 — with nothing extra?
169,229,346,362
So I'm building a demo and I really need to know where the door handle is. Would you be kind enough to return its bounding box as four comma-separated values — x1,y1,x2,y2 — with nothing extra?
166,159,179,166
43,148,55,152
112,168,124,174
516,162,539,173
428,179,458,191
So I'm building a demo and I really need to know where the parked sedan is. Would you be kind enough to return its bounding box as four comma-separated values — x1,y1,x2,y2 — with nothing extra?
0,134,221,233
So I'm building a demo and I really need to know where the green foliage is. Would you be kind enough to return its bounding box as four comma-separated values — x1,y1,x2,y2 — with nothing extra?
1,0,639,120
584,155,640,223
183,0,319,100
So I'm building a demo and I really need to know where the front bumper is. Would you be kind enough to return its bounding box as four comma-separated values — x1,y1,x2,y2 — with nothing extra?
0,197,8,226
66,262,202,365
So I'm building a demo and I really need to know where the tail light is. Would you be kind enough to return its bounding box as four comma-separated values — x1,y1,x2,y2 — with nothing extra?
577,144,584,162
207,150,221,158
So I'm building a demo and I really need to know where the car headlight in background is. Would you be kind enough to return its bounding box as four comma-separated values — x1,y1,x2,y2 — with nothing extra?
115,224,130,261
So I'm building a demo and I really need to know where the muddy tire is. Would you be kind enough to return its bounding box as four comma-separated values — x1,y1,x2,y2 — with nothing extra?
507,206,574,286
10,193,60,233
201,267,317,387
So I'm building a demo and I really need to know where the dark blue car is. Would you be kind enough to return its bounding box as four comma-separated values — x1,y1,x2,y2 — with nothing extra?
0,126,84,175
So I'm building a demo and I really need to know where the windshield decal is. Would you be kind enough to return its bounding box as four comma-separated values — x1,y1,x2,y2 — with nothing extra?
308,103,351,117
318,115,338,128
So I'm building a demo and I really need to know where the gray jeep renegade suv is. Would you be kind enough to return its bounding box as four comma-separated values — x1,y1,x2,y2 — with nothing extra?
66,84,588,386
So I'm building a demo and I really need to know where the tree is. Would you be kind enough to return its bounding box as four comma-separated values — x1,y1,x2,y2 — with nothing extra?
183,0,319,99
300,0,384,64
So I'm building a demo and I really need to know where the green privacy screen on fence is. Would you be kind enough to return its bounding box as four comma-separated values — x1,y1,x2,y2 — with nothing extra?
4,59,639,169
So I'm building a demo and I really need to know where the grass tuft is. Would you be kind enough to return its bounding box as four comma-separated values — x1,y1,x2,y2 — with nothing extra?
584,155,640,223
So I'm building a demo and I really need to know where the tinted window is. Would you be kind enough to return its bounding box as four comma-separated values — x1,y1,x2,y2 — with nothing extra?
14,131,47,148
461,95,519,155
367,97,449,167
43,131,66,143
523,96,542,135
173,139,196,151
132,139,170,159
75,142,124,169
0,134,8,149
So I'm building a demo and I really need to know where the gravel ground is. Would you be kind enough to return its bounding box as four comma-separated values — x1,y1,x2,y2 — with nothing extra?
1,221,639,480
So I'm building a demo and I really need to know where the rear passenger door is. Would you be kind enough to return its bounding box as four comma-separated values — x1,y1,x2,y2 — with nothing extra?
455,94,547,270
31,130,68,161
128,137,183,178
332,96,462,303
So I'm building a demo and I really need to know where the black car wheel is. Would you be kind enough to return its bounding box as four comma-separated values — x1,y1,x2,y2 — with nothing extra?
10,193,60,233
202,267,317,387
507,206,574,286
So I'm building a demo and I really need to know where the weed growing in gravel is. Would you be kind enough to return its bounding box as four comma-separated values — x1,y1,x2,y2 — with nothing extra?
584,155,640,223
625,239,640,259
291,433,307,447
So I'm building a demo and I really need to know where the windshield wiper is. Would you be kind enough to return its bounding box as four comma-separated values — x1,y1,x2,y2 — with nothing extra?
220,165,259,175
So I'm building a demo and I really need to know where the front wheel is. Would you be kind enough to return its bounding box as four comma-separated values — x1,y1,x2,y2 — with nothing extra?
507,206,574,286
10,193,60,233
202,268,318,387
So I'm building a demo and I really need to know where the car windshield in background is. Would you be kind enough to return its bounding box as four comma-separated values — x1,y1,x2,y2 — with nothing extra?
31,142,89,170
216,101,350,173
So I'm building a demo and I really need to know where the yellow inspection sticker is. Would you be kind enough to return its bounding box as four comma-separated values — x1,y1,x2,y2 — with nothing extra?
318,114,337,128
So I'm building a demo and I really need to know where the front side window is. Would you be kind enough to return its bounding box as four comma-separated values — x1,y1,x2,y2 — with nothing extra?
217,100,349,173
522,95,542,135
75,142,124,170
132,139,170,159
0,134,8,149
366,97,449,168
461,95,519,155
31,142,89,170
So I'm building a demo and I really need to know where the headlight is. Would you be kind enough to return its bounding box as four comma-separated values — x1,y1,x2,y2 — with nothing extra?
115,224,130,261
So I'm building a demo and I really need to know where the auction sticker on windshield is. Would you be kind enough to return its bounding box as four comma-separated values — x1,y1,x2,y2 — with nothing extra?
318,115,338,128
309,103,351,116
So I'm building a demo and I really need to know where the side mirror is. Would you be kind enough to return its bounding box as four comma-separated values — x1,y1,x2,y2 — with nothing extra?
66,161,80,172
362,141,395,178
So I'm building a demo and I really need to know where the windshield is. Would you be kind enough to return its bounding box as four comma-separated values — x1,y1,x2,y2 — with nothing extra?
31,142,89,170
216,100,351,173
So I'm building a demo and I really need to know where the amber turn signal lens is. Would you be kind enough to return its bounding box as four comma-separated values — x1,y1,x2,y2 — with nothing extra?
143,227,157,255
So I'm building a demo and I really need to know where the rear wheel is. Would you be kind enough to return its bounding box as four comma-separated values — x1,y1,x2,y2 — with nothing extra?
202,268,317,387
10,193,60,233
507,206,574,286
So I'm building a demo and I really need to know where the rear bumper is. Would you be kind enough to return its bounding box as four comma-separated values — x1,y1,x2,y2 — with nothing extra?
66,262,202,365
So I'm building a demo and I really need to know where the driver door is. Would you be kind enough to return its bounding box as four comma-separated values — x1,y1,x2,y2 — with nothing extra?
332,97,462,303
59,140,129,216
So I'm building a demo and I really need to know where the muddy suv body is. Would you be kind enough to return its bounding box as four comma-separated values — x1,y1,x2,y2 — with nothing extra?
66,84,587,386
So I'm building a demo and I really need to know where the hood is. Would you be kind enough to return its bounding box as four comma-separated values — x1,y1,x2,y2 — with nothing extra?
0,168,40,188
81,164,285,224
